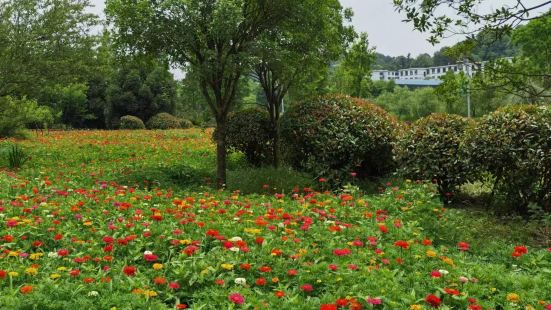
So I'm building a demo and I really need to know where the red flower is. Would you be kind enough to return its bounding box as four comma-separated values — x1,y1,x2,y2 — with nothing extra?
457,242,470,251
168,281,180,289
176,304,188,309
228,292,245,305
153,277,167,285
57,249,69,256
255,278,266,286
444,288,460,295
430,270,441,278
333,248,351,256
258,266,272,273
394,240,409,249
123,266,136,276
422,239,432,246
320,304,337,310
144,253,158,262
512,245,528,257
69,269,80,277
425,294,441,308
328,264,338,271
287,269,298,276
0,270,6,279
301,284,313,292
336,298,349,306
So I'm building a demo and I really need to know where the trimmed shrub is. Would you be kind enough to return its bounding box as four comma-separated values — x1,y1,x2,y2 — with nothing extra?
280,94,398,184
179,118,193,129
146,113,181,130
394,113,472,201
223,108,273,166
119,115,145,130
461,105,551,212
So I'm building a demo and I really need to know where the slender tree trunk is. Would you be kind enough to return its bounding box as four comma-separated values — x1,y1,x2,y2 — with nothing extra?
272,123,279,168
215,117,227,189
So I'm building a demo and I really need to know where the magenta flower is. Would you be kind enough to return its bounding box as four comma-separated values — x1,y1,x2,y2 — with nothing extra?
228,292,245,305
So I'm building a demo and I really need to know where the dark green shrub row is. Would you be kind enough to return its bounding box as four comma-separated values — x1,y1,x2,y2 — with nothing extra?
396,105,550,210
119,113,193,130
280,94,398,184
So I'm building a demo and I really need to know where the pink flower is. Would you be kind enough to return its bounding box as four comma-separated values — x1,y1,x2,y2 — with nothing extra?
228,293,245,305
367,297,382,305
328,264,338,271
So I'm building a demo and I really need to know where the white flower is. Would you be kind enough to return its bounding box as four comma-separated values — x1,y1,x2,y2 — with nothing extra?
438,269,449,275
229,237,242,242
87,291,99,297
144,250,153,255
229,247,240,252
48,252,59,258
234,278,246,285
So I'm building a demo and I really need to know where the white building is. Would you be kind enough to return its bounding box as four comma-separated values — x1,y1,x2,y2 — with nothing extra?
371,62,481,82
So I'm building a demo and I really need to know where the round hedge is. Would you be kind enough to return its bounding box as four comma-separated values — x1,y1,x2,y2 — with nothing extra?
394,113,472,200
146,113,181,130
224,108,273,166
179,118,193,129
280,94,398,183
461,105,551,211
119,115,145,130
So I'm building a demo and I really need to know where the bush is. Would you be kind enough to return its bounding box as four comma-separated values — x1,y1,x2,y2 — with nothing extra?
0,96,54,137
461,105,551,212
119,115,145,129
146,113,181,130
280,94,398,184
223,108,273,166
7,144,29,169
394,113,472,201
179,118,193,129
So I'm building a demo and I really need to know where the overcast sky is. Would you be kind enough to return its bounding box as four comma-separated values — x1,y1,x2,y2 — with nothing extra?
89,0,547,57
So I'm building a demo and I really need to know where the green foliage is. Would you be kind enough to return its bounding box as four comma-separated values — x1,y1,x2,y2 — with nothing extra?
6,143,29,169
0,96,54,137
0,0,99,99
223,108,273,167
327,33,376,97
280,94,397,184
146,113,181,130
43,83,92,128
226,167,314,195
108,61,177,127
179,118,193,129
461,105,551,212
119,115,145,130
375,86,442,121
395,113,472,200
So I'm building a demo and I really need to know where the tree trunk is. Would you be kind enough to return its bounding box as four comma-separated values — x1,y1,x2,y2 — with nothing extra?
272,124,280,168
215,118,227,189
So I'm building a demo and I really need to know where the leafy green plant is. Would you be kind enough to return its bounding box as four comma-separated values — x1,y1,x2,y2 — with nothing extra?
119,115,146,129
280,94,398,185
0,96,54,137
461,105,551,212
394,113,473,201
222,108,273,167
7,143,29,169
146,112,181,130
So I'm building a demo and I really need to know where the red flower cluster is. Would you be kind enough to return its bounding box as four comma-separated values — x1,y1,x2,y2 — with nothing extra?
512,245,528,257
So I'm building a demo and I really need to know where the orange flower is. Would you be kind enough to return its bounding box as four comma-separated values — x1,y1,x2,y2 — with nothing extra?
20,285,33,294
274,291,285,298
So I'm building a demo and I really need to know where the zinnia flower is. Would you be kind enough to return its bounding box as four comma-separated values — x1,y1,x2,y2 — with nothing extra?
123,266,136,276
425,294,441,308
228,293,245,305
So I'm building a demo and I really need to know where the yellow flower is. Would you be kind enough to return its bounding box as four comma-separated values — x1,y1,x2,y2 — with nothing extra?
410,304,423,310
8,271,19,277
179,239,192,245
25,267,38,276
244,228,261,235
83,221,93,226
441,256,455,266
426,250,437,258
507,293,520,303
8,251,19,257
50,273,61,279
143,290,157,297
221,263,234,270
152,263,163,270
29,253,43,260
57,266,67,271
525,305,535,310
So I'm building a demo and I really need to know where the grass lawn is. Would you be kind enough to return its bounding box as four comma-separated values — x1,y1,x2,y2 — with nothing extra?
0,129,550,309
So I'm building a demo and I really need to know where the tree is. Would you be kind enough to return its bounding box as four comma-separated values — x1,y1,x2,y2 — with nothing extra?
252,0,353,167
0,0,99,99
107,60,177,127
0,96,54,137
393,0,551,44
106,0,295,188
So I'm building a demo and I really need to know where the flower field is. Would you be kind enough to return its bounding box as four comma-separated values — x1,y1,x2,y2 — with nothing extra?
0,130,550,309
